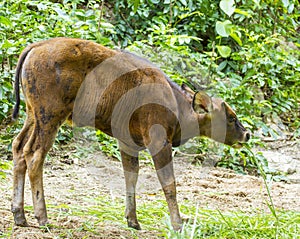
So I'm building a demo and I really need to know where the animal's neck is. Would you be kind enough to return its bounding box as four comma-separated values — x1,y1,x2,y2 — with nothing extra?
167,81,214,146
197,113,211,138
167,83,198,146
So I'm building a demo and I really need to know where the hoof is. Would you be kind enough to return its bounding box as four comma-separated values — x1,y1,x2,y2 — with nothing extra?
172,224,182,231
171,218,183,231
12,209,29,227
37,219,50,227
15,220,29,227
128,221,141,230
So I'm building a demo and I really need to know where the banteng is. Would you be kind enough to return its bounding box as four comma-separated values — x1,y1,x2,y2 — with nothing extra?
12,38,250,230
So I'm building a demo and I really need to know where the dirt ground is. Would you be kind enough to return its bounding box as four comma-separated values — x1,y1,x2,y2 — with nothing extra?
0,140,299,238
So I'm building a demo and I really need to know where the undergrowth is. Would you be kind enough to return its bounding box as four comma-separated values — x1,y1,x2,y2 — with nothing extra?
166,207,300,239
2,193,298,239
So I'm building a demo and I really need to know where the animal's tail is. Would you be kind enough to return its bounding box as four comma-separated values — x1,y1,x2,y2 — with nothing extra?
12,45,34,120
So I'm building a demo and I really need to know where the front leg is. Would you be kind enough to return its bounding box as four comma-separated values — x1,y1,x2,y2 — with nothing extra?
120,148,141,230
152,142,182,231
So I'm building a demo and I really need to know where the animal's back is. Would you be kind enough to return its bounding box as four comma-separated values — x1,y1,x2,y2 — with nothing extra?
19,38,116,106
17,38,178,147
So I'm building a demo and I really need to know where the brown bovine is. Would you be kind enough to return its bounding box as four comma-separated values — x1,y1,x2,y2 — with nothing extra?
12,38,250,231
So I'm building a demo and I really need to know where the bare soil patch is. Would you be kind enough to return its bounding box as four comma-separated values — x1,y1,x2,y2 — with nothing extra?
1,141,299,238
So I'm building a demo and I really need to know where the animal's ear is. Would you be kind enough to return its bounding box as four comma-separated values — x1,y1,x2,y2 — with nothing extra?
222,102,236,118
181,83,195,97
193,91,213,113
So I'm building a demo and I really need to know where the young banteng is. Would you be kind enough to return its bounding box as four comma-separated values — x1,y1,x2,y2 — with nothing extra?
12,38,250,231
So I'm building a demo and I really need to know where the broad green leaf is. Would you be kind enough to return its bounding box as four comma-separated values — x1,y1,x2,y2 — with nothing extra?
220,0,236,17
7,46,18,54
1,39,13,49
101,22,115,30
216,20,232,37
0,172,7,179
217,45,231,58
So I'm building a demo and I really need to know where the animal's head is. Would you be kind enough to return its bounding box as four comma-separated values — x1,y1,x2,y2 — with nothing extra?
182,84,250,147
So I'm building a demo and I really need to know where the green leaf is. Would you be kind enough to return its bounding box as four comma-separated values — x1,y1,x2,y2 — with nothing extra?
234,8,251,17
287,3,294,13
133,0,140,13
0,171,7,179
0,16,12,27
179,0,187,6
220,0,236,17
282,0,289,8
217,45,231,58
217,60,228,71
230,32,242,46
149,0,160,4
216,20,232,37
53,7,71,21
37,2,48,11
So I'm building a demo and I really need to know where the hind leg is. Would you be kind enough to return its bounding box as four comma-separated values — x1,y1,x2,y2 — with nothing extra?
11,108,34,226
24,117,64,226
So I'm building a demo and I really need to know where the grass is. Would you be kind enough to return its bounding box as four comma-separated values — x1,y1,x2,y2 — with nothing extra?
1,142,299,238
45,196,167,236
165,205,300,239
1,176,300,238
13,196,298,239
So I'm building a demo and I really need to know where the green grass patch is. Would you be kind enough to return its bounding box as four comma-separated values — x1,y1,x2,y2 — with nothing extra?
40,195,300,238
165,204,300,239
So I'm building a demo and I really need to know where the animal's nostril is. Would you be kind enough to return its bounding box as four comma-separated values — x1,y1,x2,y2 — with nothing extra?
245,132,250,141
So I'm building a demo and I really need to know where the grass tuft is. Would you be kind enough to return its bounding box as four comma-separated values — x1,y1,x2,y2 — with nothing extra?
163,206,300,239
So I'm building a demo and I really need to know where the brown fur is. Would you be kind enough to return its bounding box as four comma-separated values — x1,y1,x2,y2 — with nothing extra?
12,38,250,230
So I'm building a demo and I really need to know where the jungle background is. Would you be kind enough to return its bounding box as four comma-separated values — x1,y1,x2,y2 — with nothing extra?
0,0,299,238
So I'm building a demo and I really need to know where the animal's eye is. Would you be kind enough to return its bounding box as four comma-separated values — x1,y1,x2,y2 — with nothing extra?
228,116,236,123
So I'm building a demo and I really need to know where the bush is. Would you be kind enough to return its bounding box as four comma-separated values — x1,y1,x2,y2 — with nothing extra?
0,0,299,176
0,0,114,123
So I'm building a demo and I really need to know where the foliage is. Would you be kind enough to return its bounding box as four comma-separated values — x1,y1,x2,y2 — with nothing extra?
0,0,116,173
2,191,299,238
126,41,211,87
0,0,114,124
119,0,299,175
0,160,11,179
95,130,121,160
0,1,299,237
214,35,300,130
110,0,220,49
165,208,300,238
0,0,299,176
111,0,300,129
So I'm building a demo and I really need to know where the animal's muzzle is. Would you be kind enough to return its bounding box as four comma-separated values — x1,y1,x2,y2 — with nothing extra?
244,131,251,142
